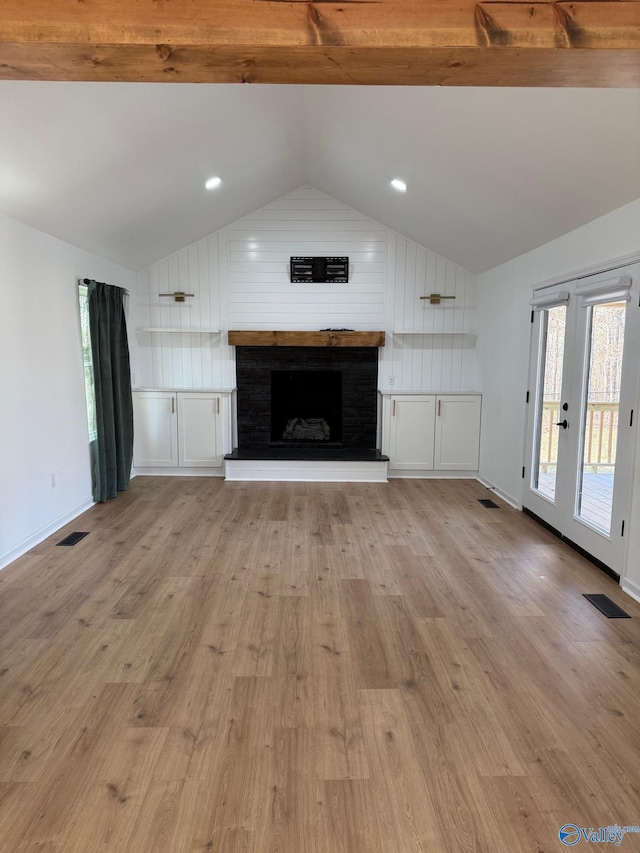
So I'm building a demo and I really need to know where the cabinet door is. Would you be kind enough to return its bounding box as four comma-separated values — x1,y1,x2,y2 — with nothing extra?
390,396,436,469
133,392,177,467
177,393,222,467
434,395,481,470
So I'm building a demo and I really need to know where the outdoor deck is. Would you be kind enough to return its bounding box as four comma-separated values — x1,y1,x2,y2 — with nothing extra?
538,470,614,532
537,399,618,533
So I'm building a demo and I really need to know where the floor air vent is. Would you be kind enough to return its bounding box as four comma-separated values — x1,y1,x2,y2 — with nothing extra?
477,498,500,509
583,594,630,619
56,531,90,546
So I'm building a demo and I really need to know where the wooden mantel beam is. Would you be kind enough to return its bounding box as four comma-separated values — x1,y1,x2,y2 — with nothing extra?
0,1,638,87
228,331,386,347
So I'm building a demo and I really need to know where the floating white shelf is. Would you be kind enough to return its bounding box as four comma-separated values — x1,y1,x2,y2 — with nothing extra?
393,330,476,336
139,327,221,334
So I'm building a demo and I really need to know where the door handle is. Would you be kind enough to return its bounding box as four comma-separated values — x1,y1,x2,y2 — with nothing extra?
555,419,568,429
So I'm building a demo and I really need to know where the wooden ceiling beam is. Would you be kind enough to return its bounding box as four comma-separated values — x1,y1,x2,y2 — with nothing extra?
0,0,638,86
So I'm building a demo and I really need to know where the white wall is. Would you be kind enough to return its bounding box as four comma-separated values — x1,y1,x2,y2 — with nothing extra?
0,213,136,569
476,199,640,590
133,186,478,393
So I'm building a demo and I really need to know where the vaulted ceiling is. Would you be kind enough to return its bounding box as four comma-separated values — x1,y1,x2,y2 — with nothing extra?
1,82,639,273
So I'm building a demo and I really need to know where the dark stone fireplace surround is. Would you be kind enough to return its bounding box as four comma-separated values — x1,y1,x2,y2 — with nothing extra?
235,346,379,450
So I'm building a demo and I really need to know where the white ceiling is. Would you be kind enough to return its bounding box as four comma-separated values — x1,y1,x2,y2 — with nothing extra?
1,82,638,273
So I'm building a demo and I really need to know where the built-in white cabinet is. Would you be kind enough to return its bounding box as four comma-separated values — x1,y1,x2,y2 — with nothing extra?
387,394,481,472
133,390,223,470
133,391,178,467
390,396,436,470
177,393,222,467
434,395,481,471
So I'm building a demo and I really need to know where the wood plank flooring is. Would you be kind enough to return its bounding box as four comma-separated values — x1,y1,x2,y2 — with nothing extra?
1,477,639,852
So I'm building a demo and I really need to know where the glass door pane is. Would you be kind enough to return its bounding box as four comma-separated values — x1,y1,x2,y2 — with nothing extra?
533,305,566,500
576,301,626,533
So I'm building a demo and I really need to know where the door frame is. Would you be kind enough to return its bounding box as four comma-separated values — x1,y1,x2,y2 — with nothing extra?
522,284,574,531
522,261,640,578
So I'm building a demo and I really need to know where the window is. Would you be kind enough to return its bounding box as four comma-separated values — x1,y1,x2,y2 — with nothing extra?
78,284,97,442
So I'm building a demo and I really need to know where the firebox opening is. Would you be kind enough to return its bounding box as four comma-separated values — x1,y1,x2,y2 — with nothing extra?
271,370,342,445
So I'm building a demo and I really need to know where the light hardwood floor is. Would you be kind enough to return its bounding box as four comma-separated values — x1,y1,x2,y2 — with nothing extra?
1,477,639,852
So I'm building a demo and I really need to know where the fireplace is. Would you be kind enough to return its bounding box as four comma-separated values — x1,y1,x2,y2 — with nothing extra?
235,346,378,450
271,370,342,445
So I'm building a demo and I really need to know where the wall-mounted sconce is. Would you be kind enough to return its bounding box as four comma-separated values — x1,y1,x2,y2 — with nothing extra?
420,293,456,305
159,291,195,303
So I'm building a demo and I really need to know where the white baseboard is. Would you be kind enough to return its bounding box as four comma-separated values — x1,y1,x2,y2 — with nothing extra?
621,577,640,605
132,467,225,477
224,459,388,482
475,476,522,510
0,496,95,572
387,470,478,480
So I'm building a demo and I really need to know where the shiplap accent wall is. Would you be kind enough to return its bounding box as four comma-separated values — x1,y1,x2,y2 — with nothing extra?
387,233,477,391
228,192,386,331
133,186,478,392
135,231,232,390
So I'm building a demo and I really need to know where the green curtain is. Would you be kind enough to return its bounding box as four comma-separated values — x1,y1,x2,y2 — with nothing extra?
87,280,134,503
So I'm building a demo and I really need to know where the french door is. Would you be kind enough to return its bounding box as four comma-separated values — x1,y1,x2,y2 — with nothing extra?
524,264,640,575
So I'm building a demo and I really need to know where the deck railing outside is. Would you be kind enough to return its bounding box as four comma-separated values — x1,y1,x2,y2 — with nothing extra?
539,401,619,473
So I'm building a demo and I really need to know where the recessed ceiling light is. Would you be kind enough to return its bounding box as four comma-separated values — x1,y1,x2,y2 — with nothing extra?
391,178,407,192
205,176,222,190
